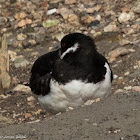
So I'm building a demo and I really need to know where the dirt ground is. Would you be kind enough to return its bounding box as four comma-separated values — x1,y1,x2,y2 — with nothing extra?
0,92,140,140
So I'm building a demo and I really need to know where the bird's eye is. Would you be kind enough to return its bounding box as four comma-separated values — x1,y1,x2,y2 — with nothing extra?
62,43,66,47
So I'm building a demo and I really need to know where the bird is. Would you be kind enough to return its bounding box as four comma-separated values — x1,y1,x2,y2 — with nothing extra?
29,33,113,114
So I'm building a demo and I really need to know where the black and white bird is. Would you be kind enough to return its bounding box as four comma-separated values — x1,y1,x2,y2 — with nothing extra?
30,33,113,114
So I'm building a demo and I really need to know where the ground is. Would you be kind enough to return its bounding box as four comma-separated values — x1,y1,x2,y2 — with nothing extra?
0,0,140,139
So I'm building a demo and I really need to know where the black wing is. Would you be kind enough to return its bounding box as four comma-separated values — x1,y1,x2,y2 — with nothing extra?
30,49,60,96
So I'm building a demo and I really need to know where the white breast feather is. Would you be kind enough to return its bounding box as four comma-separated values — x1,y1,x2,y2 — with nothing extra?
38,62,111,113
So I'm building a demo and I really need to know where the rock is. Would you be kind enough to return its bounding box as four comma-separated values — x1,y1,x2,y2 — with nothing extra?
18,19,26,27
25,113,32,119
95,14,101,21
86,5,101,13
8,50,17,61
132,1,140,14
118,12,131,23
124,86,132,90
68,14,79,23
47,8,57,15
88,20,100,30
104,23,118,32
17,33,27,41
13,84,31,93
119,39,131,46
58,8,73,20
14,12,27,20
132,86,140,92
114,89,124,94
108,47,130,63
65,0,76,5
52,32,65,41
0,16,7,25
31,52,39,57
33,109,42,115
27,96,35,102
14,55,29,68
25,18,32,24
17,19,32,27
81,15,95,24
42,19,59,28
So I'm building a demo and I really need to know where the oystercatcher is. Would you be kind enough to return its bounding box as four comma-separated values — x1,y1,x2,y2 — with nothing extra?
30,33,113,113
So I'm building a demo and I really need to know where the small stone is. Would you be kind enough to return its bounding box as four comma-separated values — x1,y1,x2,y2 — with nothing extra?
84,100,95,106
132,1,140,14
65,0,76,5
67,107,74,111
104,23,118,32
18,19,26,27
88,20,100,30
47,8,57,15
113,74,118,79
17,33,27,41
33,109,42,115
57,8,71,19
93,123,98,126
68,14,79,23
29,39,36,45
25,18,32,24
119,39,131,46
81,15,95,24
25,113,32,119
13,84,31,93
14,12,27,20
0,16,7,25
124,72,130,76
114,89,124,94
108,47,130,63
95,14,101,21
27,96,35,102
124,86,132,90
14,55,29,68
86,5,101,13
118,12,131,23
132,86,140,92
52,32,65,41
43,19,59,28
31,52,39,57
8,50,17,61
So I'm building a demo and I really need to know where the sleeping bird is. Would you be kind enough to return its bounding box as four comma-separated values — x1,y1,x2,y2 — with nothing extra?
30,33,113,114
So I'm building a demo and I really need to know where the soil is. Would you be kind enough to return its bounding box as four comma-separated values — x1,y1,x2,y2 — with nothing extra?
0,92,140,140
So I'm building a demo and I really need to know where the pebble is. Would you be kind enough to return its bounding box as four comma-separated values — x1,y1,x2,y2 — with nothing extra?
68,14,79,23
0,16,7,25
57,8,71,20
124,86,132,90
88,20,100,30
8,50,17,61
119,39,131,46
17,33,27,41
108,47,130,62
14,55,30,68
13,84,31,93
104,23,118,32
118,12,131,23
27,96,35,102
25,113,32,119
132,86,140,92
84,100,95,106
18,18,32,27
47,8,57,15
14,12,27,20
113,74,118,79
132,1,140,14
52,32,65,41
81,15,95,24
86,5,101,13
114,89,124,94
42,19,59,28
65,0,76,5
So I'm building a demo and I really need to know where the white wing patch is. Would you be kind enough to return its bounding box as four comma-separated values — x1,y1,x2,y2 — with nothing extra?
60,43,79,59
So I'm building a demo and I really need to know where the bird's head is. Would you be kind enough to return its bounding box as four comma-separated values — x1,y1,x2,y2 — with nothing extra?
60,33,96,59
